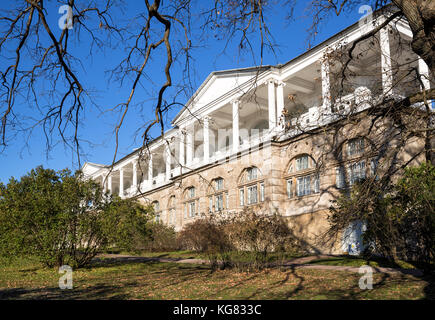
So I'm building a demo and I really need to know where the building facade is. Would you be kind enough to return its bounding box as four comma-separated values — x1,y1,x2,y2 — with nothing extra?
82,10,432,254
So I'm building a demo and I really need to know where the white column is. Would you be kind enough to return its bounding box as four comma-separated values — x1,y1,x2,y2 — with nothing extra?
380,26,393,96
132,160,137,189
186,124,194,165
276,82,285,130
203,116,210,162
267,79,276,131
148,153,153,183
108,175,112,194
119,168,124,197
165,143,171,181
179,129,185,174
321,57,331,110
232,99,240,153
419,58,431,91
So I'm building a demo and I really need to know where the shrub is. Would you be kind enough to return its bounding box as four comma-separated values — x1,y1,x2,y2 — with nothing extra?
0,166,152,268
141,222,178,252
225,208,301,269
178,206,301,271
177,216,233,269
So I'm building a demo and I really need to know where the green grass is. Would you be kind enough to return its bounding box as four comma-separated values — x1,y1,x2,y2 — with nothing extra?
103,250,203,260
0,255,433,300
308,255,419,269
101,249,306,263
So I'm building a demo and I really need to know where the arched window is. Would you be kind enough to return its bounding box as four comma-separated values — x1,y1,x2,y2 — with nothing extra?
208,177,227,213
238,166,265,206
336,137,375,189
347,137,365,157
184,186,198,219
285,155,319,198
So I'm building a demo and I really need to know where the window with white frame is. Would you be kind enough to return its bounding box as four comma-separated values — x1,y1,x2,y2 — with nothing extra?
348,161,366,186
239,167,264,206
215,193,224,211
188,186,195,198
247,167,258,181
239,188,244,206
260,183,265,202
295,155,309,171
209,178,227,212
336,166,346,189
336,160,367,188
188,201,196,217
347,138,365,157
247,185,258,205
215,178,224,191
286,155,319,198
185,187,197,218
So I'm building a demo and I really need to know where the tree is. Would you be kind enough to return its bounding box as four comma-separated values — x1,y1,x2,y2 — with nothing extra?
0,166,151,268
0,1,433,169
327,162,435,264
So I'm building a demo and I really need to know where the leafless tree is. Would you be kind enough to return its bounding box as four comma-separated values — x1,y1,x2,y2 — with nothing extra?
0,0,433,171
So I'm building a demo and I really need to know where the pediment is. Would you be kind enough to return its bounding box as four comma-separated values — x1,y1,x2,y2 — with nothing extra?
173,67,269,125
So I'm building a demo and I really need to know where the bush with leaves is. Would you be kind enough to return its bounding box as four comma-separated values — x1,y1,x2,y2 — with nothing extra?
328,162,435,265
140,222,178,252
0,166,152,268
178,206,301,271
177,215,233,269
225,208,300,269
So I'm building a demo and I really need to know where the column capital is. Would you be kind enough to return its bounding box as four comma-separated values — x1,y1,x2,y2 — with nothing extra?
231,98,240,105
277,81,286,87
262,78,277,86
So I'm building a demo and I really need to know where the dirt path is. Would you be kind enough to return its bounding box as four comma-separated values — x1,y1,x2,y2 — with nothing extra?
95,253,424,276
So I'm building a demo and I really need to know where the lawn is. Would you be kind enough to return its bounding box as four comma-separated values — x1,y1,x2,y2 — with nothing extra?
308,255,419,269
0,255,433,300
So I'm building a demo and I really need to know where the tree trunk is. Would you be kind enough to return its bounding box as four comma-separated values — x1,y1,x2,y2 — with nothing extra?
392,0,435,75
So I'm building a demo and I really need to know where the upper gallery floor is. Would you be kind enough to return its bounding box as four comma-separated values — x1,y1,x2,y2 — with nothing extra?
82,8,433,198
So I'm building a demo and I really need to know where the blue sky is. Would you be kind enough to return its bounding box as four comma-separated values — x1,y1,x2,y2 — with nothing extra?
0,1,362,183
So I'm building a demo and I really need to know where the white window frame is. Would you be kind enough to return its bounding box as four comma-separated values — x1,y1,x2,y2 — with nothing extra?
239,188,245,206
215,193,224,211
215,178,224,191
348,161,366,186
247,167,258,181
247,185,258,205
296,155,309,171
260,183,265,202
348,138,365,157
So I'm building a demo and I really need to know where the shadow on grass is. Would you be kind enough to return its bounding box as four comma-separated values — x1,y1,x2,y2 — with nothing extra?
0,283,130,300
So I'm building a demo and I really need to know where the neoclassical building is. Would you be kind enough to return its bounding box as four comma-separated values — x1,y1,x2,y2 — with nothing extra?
82,10,432,254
